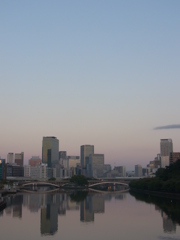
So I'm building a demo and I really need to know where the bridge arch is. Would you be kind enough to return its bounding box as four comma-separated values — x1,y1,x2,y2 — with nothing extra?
21,182,59,188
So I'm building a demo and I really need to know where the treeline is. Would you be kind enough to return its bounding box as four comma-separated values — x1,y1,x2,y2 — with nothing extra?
129,160,180,193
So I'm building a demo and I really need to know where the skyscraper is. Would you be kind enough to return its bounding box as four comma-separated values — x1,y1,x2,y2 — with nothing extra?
80,145,94,168
160,139,173,168
89,154,104,178
135,164,142,177
42,137,59,167
0,159,6,180
7,153,14,164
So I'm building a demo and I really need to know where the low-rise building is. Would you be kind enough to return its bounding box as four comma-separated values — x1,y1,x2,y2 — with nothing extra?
7,164,24,177
114,166,126,177
29,156,41,166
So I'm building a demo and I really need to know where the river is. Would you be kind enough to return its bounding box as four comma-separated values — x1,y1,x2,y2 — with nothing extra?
0,191,180,240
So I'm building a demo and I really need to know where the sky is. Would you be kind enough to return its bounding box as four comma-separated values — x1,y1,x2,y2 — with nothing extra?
1,0,180,170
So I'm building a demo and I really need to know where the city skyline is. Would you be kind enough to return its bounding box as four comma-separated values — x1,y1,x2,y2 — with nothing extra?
1,1,180,170
1,136,178,171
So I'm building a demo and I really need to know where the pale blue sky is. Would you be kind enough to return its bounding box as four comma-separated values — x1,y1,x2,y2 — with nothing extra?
1,0,180,170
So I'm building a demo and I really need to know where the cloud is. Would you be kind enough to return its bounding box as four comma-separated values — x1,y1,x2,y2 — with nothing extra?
154,124,180,130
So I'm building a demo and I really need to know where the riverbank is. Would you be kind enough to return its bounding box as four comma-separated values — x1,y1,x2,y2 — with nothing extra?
130,188,180,200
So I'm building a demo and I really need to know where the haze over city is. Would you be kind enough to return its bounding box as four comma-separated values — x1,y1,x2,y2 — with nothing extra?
1,1,180,170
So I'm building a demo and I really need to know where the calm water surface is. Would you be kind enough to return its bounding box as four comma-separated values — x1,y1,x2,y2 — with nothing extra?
0,191,180,240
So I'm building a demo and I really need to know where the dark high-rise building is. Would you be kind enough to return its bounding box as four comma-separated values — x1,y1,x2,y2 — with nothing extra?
42,137,59,167
15,152,24,166
6,164,24,177
59,151,67,159
169,152,180,165
0,159,6,180
80,145,94,168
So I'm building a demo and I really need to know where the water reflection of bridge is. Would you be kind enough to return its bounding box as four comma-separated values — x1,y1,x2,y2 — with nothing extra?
88,181,129,193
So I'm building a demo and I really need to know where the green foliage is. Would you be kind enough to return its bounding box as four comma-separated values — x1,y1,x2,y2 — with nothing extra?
70,175,88,186
48,177,56,181
129,160,180,193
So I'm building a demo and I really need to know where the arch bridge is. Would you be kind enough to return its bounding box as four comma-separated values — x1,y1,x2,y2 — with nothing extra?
88,181,129,188
20,181,60,189
88,181,129,192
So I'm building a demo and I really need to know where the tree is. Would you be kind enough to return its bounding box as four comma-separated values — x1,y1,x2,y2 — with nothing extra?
70,175,88,186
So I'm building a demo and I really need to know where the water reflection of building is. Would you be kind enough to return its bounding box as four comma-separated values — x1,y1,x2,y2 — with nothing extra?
80,196,94,222
115,194,126,200
41,204,58,235
26,194,42,212
12,195,23,218
92,195,104,213
67,198,79,211
57,193,67,215
80,194,105,222
161,211,176,233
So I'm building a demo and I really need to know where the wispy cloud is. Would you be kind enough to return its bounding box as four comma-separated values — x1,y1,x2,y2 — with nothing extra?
154,124,180,130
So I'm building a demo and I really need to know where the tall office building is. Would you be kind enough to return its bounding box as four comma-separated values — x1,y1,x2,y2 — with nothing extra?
89,154,104,178
160,139,173,168
7,153,14,164
42,137,59,167
0,159,6,180
15,152,24,166
135,164,142,177
80,145,94,168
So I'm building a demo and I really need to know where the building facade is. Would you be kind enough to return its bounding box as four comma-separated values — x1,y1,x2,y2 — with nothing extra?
29,156,42,166
114,166,126,177
0,159,6,180
24,164,47,179
160,139,173,168
6,164,24,177
135,164,142,177
169,152,180,165
88,154,104,178
59,151,67,160
42,137,59,167
15,152,24,166
80,145,94,168
7,153,14,164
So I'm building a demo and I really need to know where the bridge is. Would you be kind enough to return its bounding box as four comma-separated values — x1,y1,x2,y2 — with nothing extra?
19,177,137,192
88,181,128,187
20,181,60,189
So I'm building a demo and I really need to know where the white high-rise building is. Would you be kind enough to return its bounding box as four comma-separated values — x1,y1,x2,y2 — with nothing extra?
7,153,14,164
135,165,142,177
160,139,173,168
24,164,47,179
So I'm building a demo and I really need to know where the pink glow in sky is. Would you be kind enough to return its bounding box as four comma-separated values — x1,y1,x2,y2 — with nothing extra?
1,1,180,170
